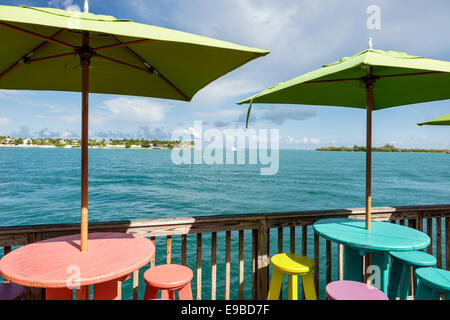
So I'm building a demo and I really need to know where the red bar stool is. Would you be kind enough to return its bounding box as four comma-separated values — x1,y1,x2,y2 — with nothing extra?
143,264,193,300
0,283,26,300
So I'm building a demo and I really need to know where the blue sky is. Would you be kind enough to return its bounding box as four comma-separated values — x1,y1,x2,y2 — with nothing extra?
0,0,449,149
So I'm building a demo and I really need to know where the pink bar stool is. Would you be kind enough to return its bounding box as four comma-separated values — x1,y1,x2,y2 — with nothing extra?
143,264,193,300
325,280,389,300
0,283,26,300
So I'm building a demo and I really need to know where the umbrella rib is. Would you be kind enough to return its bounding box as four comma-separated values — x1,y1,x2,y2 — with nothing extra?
376,71,445,79
95,53,153,73
27,52,76,64
106,34,190,101
0,22,75,50
299,71,445,85
93,39,155,52
303,77,362,84
0,28,68,79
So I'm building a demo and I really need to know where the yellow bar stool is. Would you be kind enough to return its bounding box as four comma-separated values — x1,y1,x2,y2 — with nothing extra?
267,253,317,300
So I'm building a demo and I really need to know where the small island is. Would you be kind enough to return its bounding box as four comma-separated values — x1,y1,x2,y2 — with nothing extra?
0,136,194,150
317,144,450,154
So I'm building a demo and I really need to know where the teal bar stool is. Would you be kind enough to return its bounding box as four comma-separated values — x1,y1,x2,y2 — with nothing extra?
415,268,450,300
388,251,436,300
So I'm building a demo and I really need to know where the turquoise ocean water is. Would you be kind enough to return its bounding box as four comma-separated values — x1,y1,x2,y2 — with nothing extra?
0,148,448,299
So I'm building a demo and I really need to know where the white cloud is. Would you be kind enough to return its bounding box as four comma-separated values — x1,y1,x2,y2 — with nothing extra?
259,105,317,125
193,108,244,121
193,78,263,106
48,0,74,9
280,135,321,147
93,97,171,129
0,90,22,99
0,117,10,127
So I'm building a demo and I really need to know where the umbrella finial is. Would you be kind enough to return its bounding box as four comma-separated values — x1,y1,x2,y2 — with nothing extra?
84,0,89,13
368,37,373,50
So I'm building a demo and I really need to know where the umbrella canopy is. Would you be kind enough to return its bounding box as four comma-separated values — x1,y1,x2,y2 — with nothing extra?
238,49,450,230
0,5,269,251
418,113,450,126
1,5,269,100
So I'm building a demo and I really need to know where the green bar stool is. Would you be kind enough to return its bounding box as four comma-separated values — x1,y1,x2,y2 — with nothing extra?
267,253,317,300
388,251,436,300
415,268,450,300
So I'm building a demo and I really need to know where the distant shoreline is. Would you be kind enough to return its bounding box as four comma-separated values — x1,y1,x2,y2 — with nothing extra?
316,145,450,154
0,144,190,150
0,137,193,150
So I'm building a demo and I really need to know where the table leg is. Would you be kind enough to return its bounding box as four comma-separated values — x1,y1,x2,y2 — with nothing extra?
370,251,390,294
46,287,73,300
75,286,90,300
343,246,363,282
94,280,120,300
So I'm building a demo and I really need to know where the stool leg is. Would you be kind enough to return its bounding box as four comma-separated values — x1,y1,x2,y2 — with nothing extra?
267,269,284,300
46,288,73,300
412,267,418,296
287,275,298,300
415,280,439,300
387,258,402,300
398,264,410,300
178,283,193,300
161,289,169,299
301,272,317,300
160,289,175,300
144,286,159,300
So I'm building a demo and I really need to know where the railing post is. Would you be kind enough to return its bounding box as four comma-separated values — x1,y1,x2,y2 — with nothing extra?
256,218,269,300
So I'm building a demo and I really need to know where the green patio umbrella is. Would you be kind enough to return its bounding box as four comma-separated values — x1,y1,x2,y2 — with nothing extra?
0,5,269,251
418,113,450,126
238,48,450,230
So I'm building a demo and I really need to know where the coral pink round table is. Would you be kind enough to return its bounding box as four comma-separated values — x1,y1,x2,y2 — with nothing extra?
0,232,155,300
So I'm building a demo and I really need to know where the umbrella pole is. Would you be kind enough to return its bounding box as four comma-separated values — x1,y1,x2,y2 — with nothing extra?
365,68,374,231
80,32,91,252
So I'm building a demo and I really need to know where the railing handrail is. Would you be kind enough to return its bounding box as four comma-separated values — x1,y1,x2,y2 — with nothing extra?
1,204,449,237
0,204,448,300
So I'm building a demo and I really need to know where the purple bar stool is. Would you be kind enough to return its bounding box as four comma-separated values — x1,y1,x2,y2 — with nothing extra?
0,283,26,300
325,280,389,300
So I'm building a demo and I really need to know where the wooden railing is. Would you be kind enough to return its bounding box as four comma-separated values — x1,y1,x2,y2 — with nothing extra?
0,204,448,300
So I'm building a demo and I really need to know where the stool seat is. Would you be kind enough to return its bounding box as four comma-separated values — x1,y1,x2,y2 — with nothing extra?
325,281,389,300
415,268,450,292
271,253,314,274
0,283,26,300
390,251,437,267
144,264,193,300
144,264,193,289
267,253,317,300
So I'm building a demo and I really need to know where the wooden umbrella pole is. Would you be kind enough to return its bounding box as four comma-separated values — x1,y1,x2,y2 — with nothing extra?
80,32,91,252
365,67,374,231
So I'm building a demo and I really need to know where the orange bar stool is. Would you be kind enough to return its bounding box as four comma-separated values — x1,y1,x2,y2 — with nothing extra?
143,264,193,300
0,283,26,300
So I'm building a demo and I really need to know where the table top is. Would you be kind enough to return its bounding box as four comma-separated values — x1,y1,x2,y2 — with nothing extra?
0,232,155,288
313,218,430,252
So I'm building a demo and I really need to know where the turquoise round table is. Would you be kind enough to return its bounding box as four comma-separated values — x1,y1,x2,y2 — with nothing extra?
313,218,430,294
